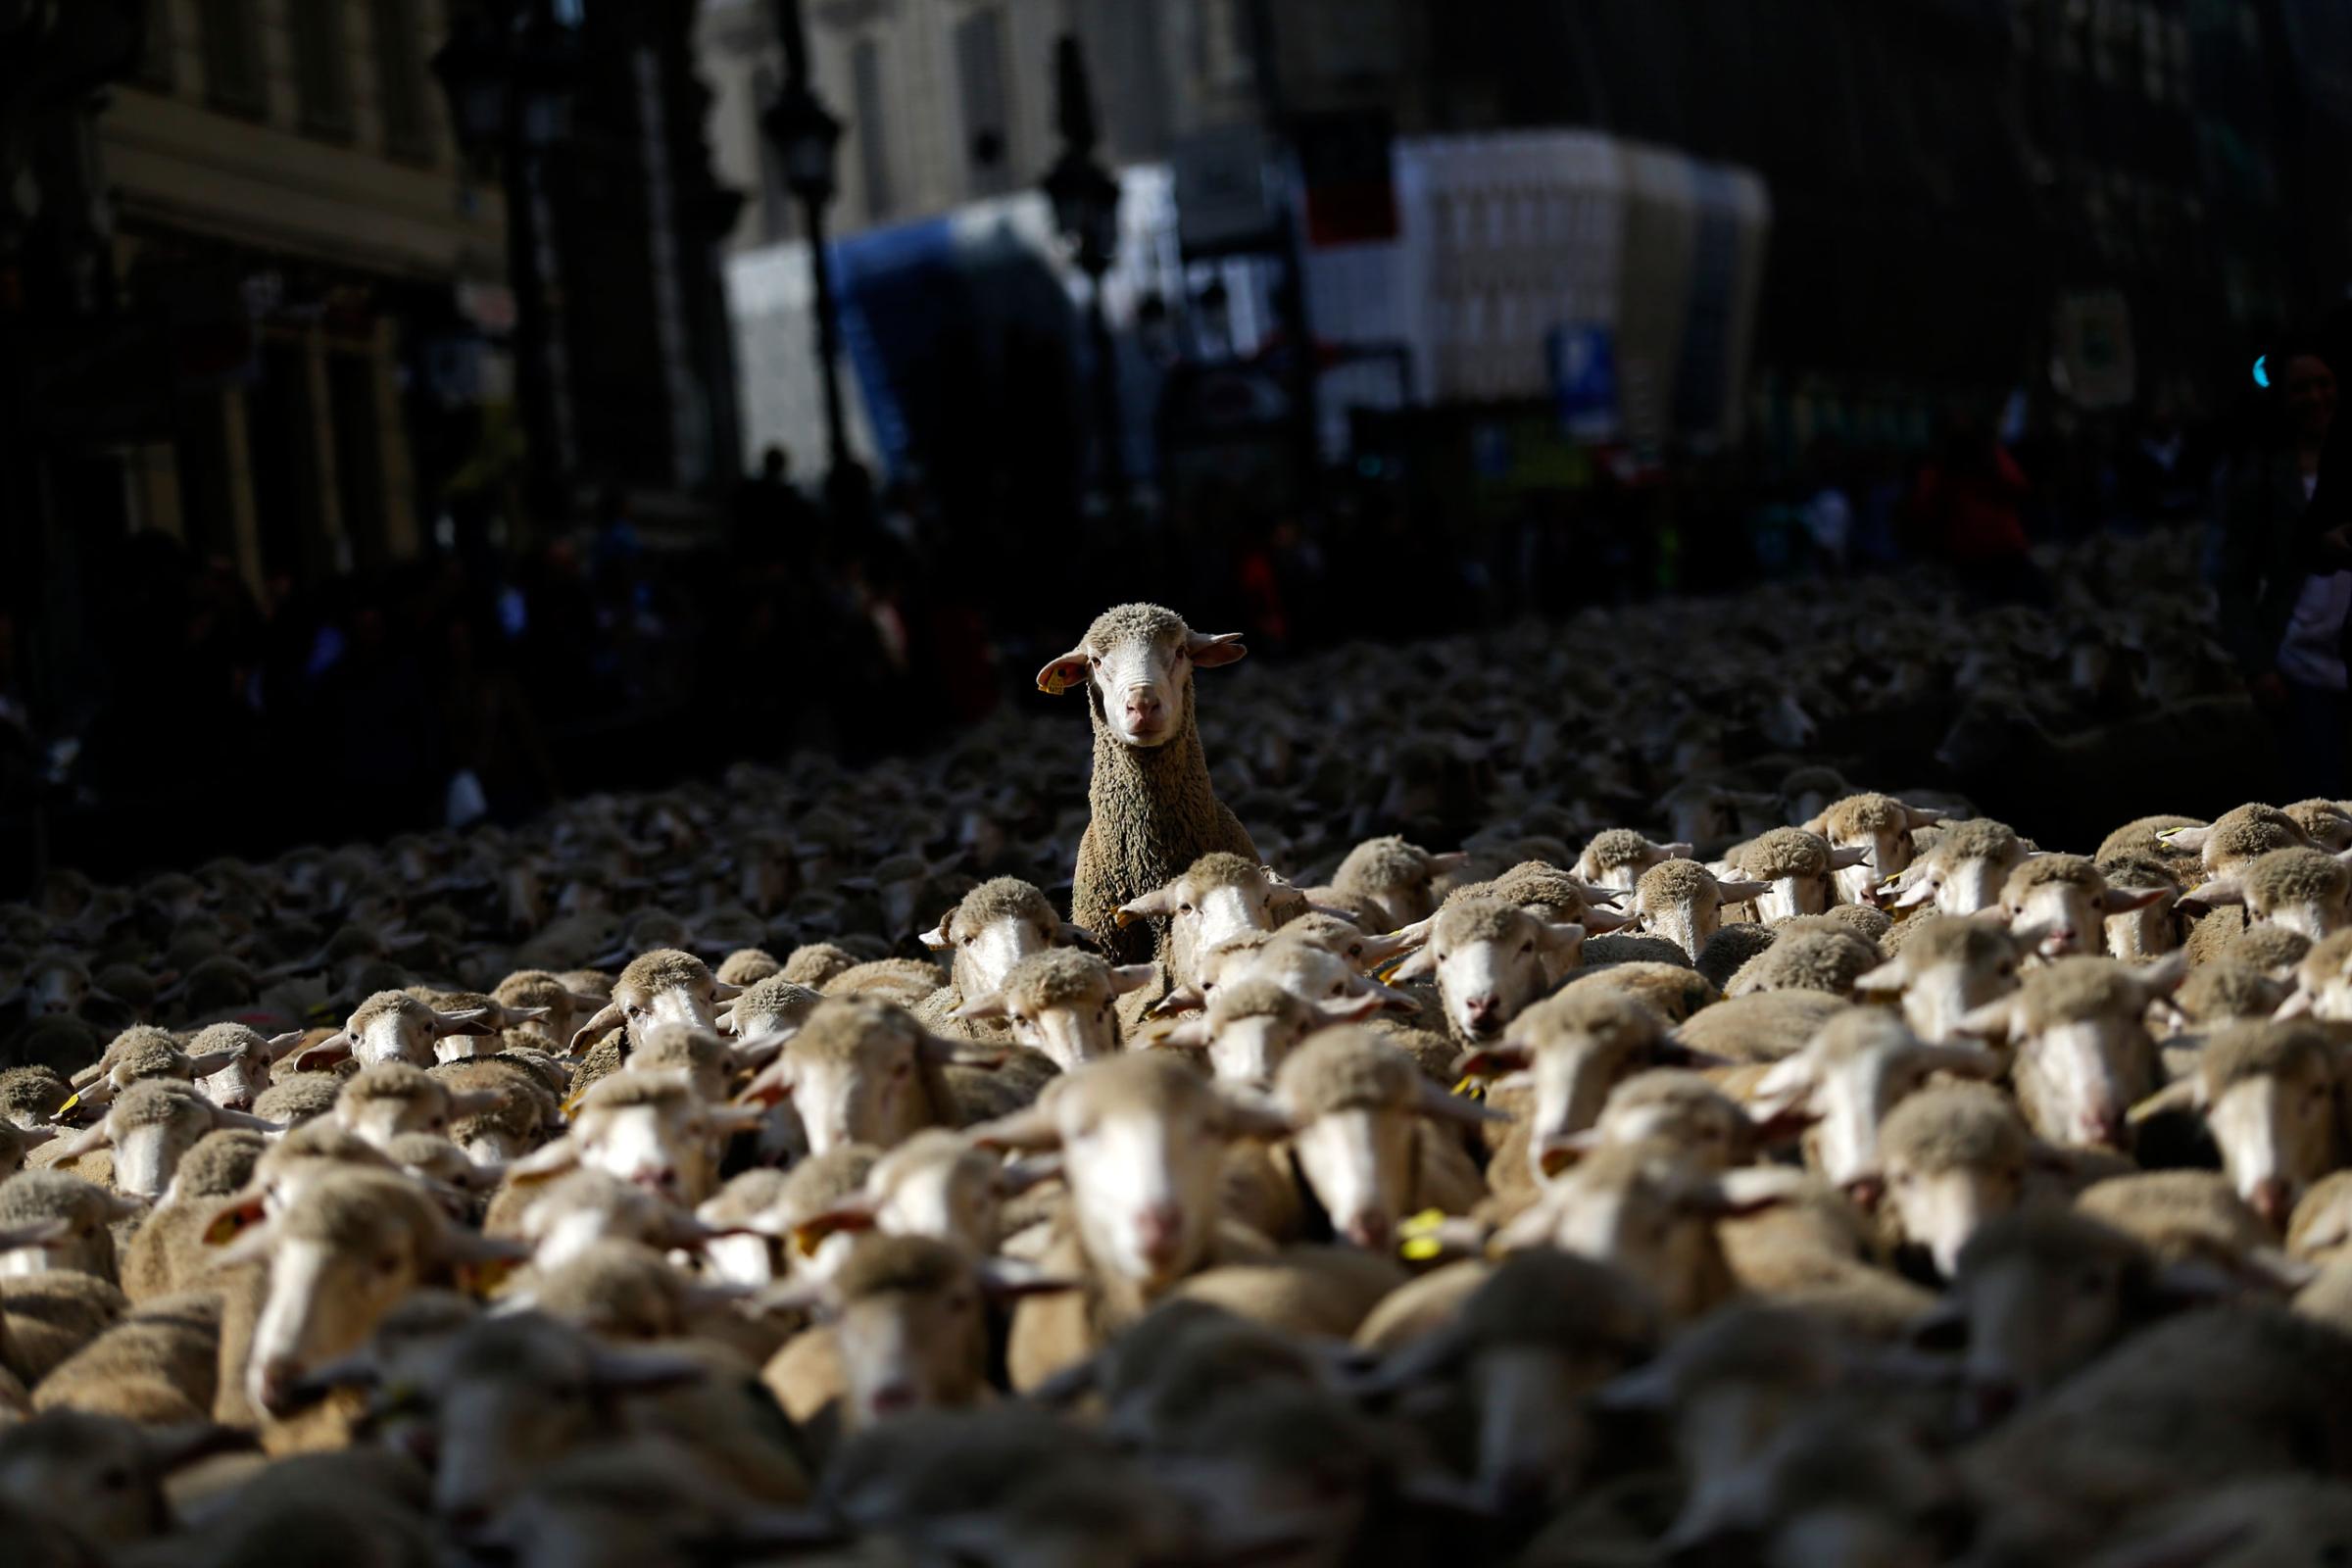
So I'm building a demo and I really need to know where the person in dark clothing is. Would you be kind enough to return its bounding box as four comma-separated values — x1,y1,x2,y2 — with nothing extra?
734,445,822,570
2230,337,2346,796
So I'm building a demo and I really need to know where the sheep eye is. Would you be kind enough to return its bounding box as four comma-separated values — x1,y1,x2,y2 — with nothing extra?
1330,983,1347,997
1178,904,1194,915
891,1059,913,1079
376,1252,402,1277
1519,940,1535,956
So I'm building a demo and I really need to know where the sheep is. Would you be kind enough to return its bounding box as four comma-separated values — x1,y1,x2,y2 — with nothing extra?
2127,1020,2346,1228
432,1054,562,1162
1723,923,1882,998
0,1067,69,1130
1330,836,1467,927
1719,826,1867,919
1165,926,1417,1022
0,1409,253,1548
2183,844,2352,950
562,949,738,1054
1961,1306,2352,1561
1876,1082,2036,1277
1260,1027,1495,1251
505,1169,734,1272
1999,853,2170,957
179,1023,306,1114
963,1053,1292,1387
1554,1068,1800,1173
207,1166,526,1418
495,1238,758,1344
821,955,951,1007
492,968,609,1052
42,1082,280,1200
735,999,1053,1156
330,1062,509,1152
2074,1170,2311,1291
1803,793,1943,906
1955,954,2183,1151
1455,986,1709,1188
690,1149,879,1289
1629,858,1771,963
1386,895,1584,1042
1035,604,1256,966
63,1026,251,1112
1876,816,2031,915
1672,988,1849,1063
504,1070,760,1204
0,1118,55,1179
2160,957,2289,1041
805,1127,1062,1260
1694,920,1780,991
916,875,1085,1022
2097,852,2183,961
28,1289,221,1425
1744,1010,2004,1200
1573,828,1693,893
0,1172,143,1282
718,972,823,1040
251,1073,345,1128
3,1262,126,1389
283,990,496,1073
951,948,1156,1071
1851,913,2034,1042
760,1235,1071,1431
118,1131,267,1301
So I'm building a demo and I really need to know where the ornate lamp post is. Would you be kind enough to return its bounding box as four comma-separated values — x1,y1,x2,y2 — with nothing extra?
760,0,848,480
1042,33,1124,502
432,0,580,535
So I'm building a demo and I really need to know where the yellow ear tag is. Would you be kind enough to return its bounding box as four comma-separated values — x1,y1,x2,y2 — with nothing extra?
55,1091,81,1114
560,1087,587,1118
458,1255,521,1298
1449,1076,1487,1102
1399,1208,1446,1237
1375,958,1407,985
203,1207,254,1247
1400,1237,1444,1263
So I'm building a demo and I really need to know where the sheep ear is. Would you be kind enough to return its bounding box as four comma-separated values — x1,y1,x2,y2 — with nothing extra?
1538,921,1586,956
998,1152,1063,1194
1114,889,1177,927
1149,985,1205,1018
710,981,744,1003
210,1216,279,1269
433,1007,499,1038
1852,958,1907,994
1388,946,1437,983
967,1104,1063,1153
1185,630,1248,668
790,1200,877,1254
2132,950,2190,1002
211,1108,284,1134
2129,1077,2205,1123
503,1005,552,1024
1036,649,1093,695
1951,998,2020,1042
202,1191,270,1249
2159,824,2212,854
1108,963,1158,997
1576,906,1632,933
2103,885,2173,915
1428,851,1471,874
1826,846,1873,871
1315,992,1392,1025
917,918,954,951
1711,878,1773,904
2179,877,2244,915
1416,1079,1510,1127
290,1034,353,1072
567,1002,624,1054
1749,1053,1818,1109
0,1216,69,1251
186,1050,243,1079
1652,1036,1732,1070
1213,1085,1295,1142
1146,1017,1211,1049
506,1138,582,1182
2275,990,2316,1020
1060,921,1103,950
954,991,1009,1022
1885,877,1937,911
737,1057,795,1106
1452,1043,1531,1080
1689,1165,1806,1218
975,1256,1083,1300
57,1121,114,1159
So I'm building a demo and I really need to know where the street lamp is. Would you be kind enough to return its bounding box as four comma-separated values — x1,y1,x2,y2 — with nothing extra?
760,0,849,481
432,0,579,538
1043,33,1124,502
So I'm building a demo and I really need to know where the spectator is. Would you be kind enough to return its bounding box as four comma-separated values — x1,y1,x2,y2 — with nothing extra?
1909,412,2041,602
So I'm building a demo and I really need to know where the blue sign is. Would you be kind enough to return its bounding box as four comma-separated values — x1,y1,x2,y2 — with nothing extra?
1547,323,1619,440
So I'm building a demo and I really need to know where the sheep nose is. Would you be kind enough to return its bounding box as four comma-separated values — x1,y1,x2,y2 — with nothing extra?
1841,1174,1886,1212
1463,997,1503,1035
2250,1176,2292,1228
256,1355,303,1415
1342,1212,1393,1250
2080,1107,2128,1148
1135,1203,1184,1263
866,1382,919,1417
1122,687,1164,725
627,1164,679,1194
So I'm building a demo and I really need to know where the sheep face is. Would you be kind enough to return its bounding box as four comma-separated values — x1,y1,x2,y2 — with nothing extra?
1886,848,2017,918
975,1057,1287,1291
1887,1162,2022,1282
927,898,1058,1004
1291,1107,1418,1252
764,1015,947,1157
1036,607,1247,750
1961,965,2176,1152
1207,933,1408,1018
0,1188,137,1280
1498,1155,1766,1321
866,1137,1008,1254
24,956,89,1017
1941,1227,2150,1422
2104,895,2180,962
199,1048,276,1113
1854,921,2026,1044
1750,1031,2001,1199
516,1085,742,1204
1118,859,1280,988
1395,902,1580,1042
337,1087,456,1152
341,994,498,1069
105,1088,227,1200
1202,1010,1309,1087
959,957,1152,1074
1588,1078,1752,1173
2204,1059,2344,1229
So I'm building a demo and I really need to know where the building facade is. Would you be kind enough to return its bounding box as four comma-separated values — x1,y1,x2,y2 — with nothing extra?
103,0,504,593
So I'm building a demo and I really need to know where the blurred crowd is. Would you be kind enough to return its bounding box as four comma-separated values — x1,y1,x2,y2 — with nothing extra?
3,319,2347,893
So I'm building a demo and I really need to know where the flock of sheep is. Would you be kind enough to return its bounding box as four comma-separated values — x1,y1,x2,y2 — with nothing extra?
5,529,2352,1566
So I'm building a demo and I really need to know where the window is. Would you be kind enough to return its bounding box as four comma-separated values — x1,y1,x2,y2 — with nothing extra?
955,7,1011,196
850,37,892,220
199,0,266,116
136,0,176,90
371,0,433,162
292,1,355,139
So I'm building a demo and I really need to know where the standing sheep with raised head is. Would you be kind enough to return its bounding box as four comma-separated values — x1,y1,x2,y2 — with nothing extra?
1034,605,1255,966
